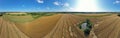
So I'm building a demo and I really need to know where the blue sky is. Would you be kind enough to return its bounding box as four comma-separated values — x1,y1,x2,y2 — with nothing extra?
0,0,120,12
99,0,120,12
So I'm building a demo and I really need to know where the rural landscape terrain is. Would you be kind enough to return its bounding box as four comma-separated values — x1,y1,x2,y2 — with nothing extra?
0,12,120,38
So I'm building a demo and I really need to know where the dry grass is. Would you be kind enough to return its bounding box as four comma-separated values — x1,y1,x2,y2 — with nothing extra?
77,14,111,17
1,13,120,38
21,14,62,38
93,14,120,38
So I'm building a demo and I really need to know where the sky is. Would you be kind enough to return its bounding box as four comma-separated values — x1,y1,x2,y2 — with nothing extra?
0,0,120,12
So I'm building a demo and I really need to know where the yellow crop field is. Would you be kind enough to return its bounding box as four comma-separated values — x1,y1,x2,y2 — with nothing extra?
0,13,120,38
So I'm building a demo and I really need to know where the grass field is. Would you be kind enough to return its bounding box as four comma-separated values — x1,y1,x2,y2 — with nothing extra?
4,13,34,23
3,13,55,23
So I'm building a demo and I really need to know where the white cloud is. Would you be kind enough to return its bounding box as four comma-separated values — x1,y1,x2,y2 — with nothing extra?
37,0,44,3
69,7,74,9
63,3,70,7
53,1,60,5
113,0,120,4
53,1,70,7
53,2,70,8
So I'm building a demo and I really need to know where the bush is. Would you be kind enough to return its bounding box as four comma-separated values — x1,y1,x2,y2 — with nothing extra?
0,13,3,16
118,14,120,16
86,19,93,29
78,19,93,36
84,28,90,36
27,13,54,19
20,14,26,16
88,23,93,29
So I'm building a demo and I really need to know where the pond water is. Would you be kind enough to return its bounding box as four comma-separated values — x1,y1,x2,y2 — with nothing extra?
81,23,87,30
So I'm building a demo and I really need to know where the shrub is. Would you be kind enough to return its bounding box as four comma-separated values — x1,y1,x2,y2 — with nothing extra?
84,28,90,36
78,19,93,36
118,14,120,16
86,19,93,29
20,14,26,16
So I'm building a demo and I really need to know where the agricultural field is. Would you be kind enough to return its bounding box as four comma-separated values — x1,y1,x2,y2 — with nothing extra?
0,12,120,38
4,13,33,23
